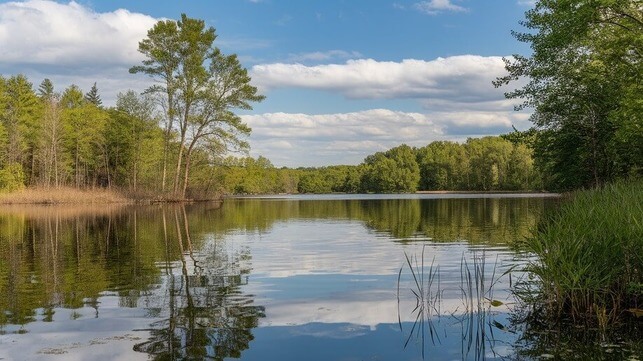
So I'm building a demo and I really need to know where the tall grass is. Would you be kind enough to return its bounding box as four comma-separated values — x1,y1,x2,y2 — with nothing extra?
520,180,643,326
0,187,131,204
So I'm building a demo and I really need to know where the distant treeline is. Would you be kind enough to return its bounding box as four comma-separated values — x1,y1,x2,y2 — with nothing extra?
213,136,539,194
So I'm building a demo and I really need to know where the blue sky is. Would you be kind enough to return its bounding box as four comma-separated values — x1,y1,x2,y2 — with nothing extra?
0,0,535,167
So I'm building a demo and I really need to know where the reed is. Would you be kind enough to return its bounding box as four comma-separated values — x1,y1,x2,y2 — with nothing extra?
519,180,643,326
0,187,132,204
398,248,513,360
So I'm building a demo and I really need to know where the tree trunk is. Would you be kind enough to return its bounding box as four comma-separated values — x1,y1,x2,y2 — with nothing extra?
181,144,195,200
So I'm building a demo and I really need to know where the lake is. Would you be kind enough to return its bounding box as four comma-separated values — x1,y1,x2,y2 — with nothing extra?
1,194,636,360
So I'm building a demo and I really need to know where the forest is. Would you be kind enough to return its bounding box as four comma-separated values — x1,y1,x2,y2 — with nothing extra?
0,76,537,197
1,3,640,198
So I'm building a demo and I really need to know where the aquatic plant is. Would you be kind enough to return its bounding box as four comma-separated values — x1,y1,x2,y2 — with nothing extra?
398,247,514,360
519,180,643,326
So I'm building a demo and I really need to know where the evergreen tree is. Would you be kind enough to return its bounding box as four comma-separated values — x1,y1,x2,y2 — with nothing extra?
84,82,102,107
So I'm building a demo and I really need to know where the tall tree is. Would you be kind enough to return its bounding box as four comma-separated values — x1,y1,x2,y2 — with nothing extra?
495,0,642,190
131,14,263,199
0,75,40,181
37,78,65,187
130,19,181,193
38,78,55,99
180,49,264,197
84,82,102,107
61,85,107,187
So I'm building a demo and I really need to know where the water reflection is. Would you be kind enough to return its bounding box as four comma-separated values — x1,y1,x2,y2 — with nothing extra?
0,196,587,360
132,207,265,360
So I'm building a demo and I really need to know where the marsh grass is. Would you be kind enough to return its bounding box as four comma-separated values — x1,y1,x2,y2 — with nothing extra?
0,187,131,204
519,180,643,327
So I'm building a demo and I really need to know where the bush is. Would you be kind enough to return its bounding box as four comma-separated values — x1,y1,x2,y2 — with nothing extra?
521,180,643,326
0,163,26,193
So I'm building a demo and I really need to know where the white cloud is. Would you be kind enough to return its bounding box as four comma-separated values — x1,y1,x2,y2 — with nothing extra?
0,0,157,66
251,56,510,106
245,55,526,165
0,0,160,105
242,108,520,167
414,0,468,14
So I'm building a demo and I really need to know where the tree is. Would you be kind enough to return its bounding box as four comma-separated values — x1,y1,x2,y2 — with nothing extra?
37,78,66,187
61,85,108,187
495,0,642,190
131,14,263,199
106,91,161,191
84,82,102,107
465,137,513,190
180,48,264,198
0,75,40,182
416,141,469,190
37,78,55,99
362,144,420,193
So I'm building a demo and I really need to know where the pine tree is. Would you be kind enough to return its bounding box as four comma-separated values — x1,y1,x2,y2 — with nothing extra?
84,82,102,107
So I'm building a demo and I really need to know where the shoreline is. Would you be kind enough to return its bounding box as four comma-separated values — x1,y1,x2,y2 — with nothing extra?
0,187,558,205
0,187,223,205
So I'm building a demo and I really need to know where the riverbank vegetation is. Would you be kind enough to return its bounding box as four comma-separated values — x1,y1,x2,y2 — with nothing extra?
495,0,642,191
215,136,540,194
499,0,642,328
518,181,643,327
0,187,130,205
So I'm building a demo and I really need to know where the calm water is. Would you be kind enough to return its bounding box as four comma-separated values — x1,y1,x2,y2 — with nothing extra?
1,194,635,360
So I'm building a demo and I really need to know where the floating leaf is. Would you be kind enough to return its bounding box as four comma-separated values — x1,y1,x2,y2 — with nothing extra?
485,298,504,307
492,320,507,331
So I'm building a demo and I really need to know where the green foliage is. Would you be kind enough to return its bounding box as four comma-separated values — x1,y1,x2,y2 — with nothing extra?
131,14,264,198
362,144,420,193
0,162,25,192
37,78,54,99
84,82,102,106
106,91,161,191
0,75,41,180
217,156,298,195
61,85,108,187
496,0,642,190
416,141,468,190
521,180,643,325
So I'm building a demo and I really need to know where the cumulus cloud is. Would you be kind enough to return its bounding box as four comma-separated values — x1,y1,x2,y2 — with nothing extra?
251,55,510,106
245,55,528,166
0,0,157,66
414,0,468,14
0,0,160,105
242,108,521,167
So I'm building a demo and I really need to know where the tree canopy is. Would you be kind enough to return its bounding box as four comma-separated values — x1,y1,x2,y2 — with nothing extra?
130,14,264,198
495,0,642,190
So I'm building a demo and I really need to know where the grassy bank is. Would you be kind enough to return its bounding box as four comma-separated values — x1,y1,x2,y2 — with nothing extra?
519,180,643,327
0,187,133,204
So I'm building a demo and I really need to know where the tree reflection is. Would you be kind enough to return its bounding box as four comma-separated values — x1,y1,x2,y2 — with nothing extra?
133,205,265,360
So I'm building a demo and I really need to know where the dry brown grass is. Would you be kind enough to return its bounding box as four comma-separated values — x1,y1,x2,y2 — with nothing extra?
0,187,133,205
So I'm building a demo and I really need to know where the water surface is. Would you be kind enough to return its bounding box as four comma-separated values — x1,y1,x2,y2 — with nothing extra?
2,194,616,360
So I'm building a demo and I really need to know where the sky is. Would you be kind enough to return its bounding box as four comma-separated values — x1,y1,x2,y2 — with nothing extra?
0,0,536,167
